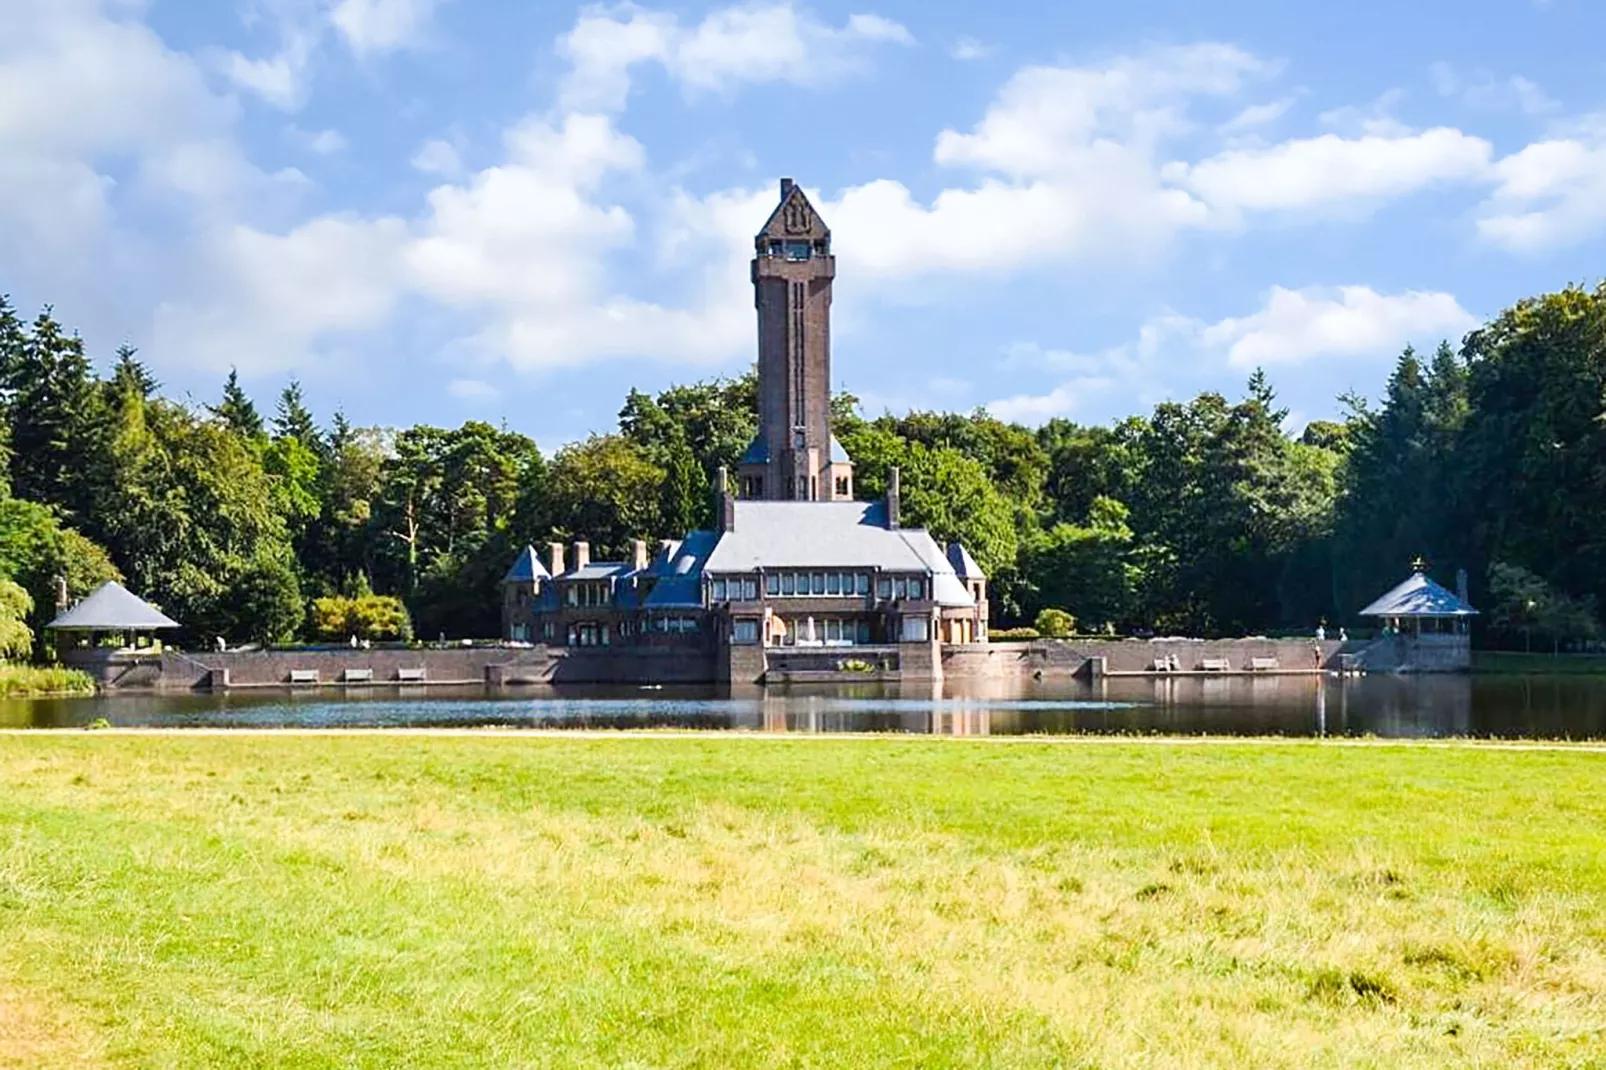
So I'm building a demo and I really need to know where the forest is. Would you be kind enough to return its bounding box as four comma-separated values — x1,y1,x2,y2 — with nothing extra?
1,283,1603,652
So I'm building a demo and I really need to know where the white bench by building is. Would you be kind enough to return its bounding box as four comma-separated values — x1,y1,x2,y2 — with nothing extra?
397,667,427,683
343,668,374,683
1249,657,1280,671
288,669,319,685
1200,657,1231,672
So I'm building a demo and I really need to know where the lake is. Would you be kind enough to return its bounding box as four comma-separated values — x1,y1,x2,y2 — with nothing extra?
5,673,1606,737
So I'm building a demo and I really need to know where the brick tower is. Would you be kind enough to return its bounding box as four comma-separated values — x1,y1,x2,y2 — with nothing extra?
737,179,854,502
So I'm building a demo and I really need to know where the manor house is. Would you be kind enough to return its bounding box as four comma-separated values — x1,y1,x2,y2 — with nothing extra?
501,180,990,682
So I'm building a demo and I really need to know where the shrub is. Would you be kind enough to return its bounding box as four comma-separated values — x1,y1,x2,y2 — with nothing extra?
310,595,413,642
1035,608,1076,638
989,627,1040,641
0,579,35,660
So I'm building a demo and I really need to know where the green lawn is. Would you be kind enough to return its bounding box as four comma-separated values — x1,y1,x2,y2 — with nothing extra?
1475,650,1606,675
2,735,1604,1068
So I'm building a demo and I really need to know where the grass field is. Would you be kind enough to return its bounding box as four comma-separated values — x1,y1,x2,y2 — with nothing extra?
1475,650,1606,675
2,735,1604,1068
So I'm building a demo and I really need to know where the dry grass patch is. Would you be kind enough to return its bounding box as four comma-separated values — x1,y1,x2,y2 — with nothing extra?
1,736,1605,1067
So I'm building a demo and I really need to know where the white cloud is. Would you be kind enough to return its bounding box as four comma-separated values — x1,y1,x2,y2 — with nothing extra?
1477,130,1606,251
215,0,444,111
785,45,1268,282
985,288,1475,423
448,378,498,401
153,215,410,375
934,44,1269,177
1169,128,1493,213
329,0,445,56
1201,285,1477,368
1220,98,1293,133
215,46,311,110
290,126,348,154
950,36,993,61
557,1,914,113
402,114,754,372
1431,62,1558,116
410,138,462,176
1317,89,1410,137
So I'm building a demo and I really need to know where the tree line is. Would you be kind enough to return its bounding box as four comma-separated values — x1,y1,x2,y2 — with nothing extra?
2,283,1603,651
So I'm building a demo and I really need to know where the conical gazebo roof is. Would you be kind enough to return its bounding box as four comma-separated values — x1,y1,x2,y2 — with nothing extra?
1359,571,1478,618
46,581,180,631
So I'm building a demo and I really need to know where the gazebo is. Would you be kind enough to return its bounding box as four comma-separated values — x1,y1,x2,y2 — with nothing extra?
1359,567,1478,636
46,581,180,650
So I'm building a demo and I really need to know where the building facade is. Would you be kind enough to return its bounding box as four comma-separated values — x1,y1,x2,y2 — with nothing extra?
501,180,989,681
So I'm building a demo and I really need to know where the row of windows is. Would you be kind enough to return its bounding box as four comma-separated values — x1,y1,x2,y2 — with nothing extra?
564,616,700,646
565,582,613,607
712,572,926,601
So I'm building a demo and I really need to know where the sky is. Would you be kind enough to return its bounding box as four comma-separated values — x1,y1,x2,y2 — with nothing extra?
2,0,1604,448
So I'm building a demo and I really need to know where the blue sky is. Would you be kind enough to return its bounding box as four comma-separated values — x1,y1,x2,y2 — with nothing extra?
3,0,1603,448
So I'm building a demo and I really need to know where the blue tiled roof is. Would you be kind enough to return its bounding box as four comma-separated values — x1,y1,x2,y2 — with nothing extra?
643,531,720,608
1359,571,1478,617
946,541,984,580
501,545,550,585
738,435,851,466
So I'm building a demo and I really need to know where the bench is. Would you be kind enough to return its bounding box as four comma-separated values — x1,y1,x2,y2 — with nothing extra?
1199,658,1231,672
343,668,374,683
1248,657,1280,672
288,669,320,685
396,667,427,683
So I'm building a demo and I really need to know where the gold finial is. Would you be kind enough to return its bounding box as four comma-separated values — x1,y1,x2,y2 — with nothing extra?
1411,556,1427,573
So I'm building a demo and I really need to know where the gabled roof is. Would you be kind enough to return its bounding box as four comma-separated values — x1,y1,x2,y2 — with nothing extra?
756,181,830,242
704,500,929,572
947,541,985,580
47,581,180,631
1359,571,1478,617
899,529,976,608
501,545,550,585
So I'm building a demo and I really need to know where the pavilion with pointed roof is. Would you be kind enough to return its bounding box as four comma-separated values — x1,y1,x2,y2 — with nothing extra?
47,581,180,648
1359,565,1477,635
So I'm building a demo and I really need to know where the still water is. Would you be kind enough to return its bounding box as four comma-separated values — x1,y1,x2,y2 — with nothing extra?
5,674,1606,738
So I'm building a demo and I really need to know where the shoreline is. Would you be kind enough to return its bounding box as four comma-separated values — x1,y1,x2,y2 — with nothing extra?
3,726,1605,751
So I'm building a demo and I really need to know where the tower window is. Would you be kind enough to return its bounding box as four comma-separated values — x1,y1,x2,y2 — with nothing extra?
784,241,811,260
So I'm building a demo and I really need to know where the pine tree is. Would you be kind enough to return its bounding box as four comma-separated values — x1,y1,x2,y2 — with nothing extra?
3,308,105,521
210,368,264,438
272,378,320,449
110,343,158,399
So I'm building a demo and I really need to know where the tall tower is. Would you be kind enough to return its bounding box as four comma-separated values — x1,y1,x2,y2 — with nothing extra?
737,179,854,502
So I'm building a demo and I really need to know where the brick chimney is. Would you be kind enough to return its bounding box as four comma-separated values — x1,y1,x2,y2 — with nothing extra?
779,177,794,200
632,538,649,572
715,466,736,533
572,540,590,571
886,466,901,530
548,542,565,578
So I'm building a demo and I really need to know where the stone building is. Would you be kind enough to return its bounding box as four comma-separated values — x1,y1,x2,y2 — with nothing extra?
501,180,989,681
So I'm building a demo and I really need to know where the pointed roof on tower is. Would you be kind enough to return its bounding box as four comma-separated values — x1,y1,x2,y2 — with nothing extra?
756,178,830,243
